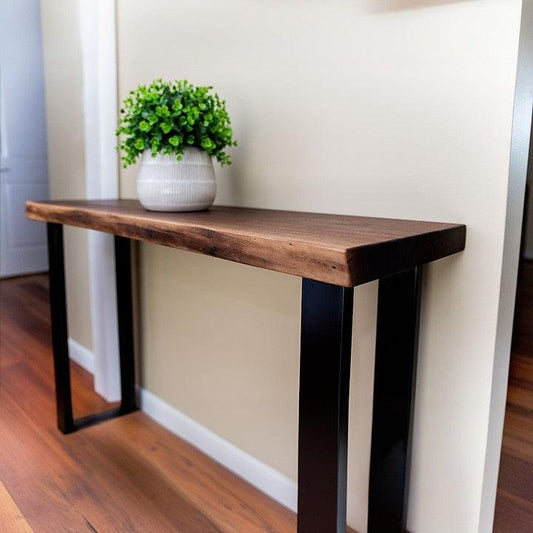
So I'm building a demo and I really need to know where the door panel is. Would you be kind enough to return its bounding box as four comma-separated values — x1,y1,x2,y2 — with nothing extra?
5,182,48,247
0,0,49,277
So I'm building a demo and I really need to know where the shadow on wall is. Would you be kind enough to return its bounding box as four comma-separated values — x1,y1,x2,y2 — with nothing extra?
366,0,476,12
263,0,475,12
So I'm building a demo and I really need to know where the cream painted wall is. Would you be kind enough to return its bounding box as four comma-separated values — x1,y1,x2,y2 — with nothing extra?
40,0,92,351
117,1,523,531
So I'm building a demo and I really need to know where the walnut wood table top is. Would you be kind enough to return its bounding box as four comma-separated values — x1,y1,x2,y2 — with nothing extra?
26,199,466,287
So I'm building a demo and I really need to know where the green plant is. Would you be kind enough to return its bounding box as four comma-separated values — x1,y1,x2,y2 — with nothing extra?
116,79,237,167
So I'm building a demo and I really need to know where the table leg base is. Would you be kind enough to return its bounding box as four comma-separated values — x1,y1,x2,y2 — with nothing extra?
47,223,138,434
69,405,138,433
297,269,422,533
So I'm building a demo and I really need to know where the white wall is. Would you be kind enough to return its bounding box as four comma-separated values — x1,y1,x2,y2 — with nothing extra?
116,1,524,532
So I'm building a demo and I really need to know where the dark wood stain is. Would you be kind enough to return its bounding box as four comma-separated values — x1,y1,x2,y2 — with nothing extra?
26,199,466,287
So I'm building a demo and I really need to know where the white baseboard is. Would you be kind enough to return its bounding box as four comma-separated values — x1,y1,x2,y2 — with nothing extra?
140,388,298,513
63,349,297,511
68,337,95,375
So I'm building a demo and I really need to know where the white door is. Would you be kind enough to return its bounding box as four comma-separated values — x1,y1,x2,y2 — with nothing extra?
0,0,49,277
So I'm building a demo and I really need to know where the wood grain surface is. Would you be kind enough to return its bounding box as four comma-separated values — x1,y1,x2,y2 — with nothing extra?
26,199,466,287
0,481,33,533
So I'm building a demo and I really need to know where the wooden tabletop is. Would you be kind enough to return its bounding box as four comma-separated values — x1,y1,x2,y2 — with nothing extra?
26,199,466,287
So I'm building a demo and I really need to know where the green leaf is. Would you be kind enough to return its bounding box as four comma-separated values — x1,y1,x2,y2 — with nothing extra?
201,137,213,150
160,122,172,134
139,120,151,132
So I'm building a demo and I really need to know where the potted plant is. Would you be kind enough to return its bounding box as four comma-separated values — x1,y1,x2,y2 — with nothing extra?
116,79,237,211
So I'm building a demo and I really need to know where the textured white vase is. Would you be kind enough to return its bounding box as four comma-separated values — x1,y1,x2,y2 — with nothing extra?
137,148,216,212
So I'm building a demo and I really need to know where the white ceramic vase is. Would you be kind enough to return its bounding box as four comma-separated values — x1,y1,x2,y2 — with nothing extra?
137,148,216,212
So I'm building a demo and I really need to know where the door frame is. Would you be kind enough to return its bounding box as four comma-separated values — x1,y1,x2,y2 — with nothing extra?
79,0,121,401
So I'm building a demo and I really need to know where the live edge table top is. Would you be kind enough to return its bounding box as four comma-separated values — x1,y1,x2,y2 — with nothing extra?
26,199,466,287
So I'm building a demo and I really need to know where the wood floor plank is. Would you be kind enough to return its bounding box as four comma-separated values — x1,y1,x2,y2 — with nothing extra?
0,481,34,533
506,381,533,412
494,491,533,533
497,454,533,505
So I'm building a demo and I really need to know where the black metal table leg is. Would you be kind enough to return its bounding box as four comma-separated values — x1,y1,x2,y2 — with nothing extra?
297,278,354,533
115,235,137,414
47,223,75,433
46,223,138,433
368,267,422,532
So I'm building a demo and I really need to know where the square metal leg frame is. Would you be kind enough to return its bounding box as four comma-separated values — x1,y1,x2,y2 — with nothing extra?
298,268,422,533
47,223,138,434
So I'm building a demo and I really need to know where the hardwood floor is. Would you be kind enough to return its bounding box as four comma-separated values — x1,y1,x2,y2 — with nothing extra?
3,267,530,532
494,260,533,533
0,275,297,532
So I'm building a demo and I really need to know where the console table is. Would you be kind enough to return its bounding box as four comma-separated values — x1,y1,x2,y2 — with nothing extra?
26,199,466,533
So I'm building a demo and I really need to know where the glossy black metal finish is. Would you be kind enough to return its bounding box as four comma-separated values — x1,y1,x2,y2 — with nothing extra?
115,235,137,413
47,223,75,433
46,224,138,434
297,278,354,533
368,267,422,533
